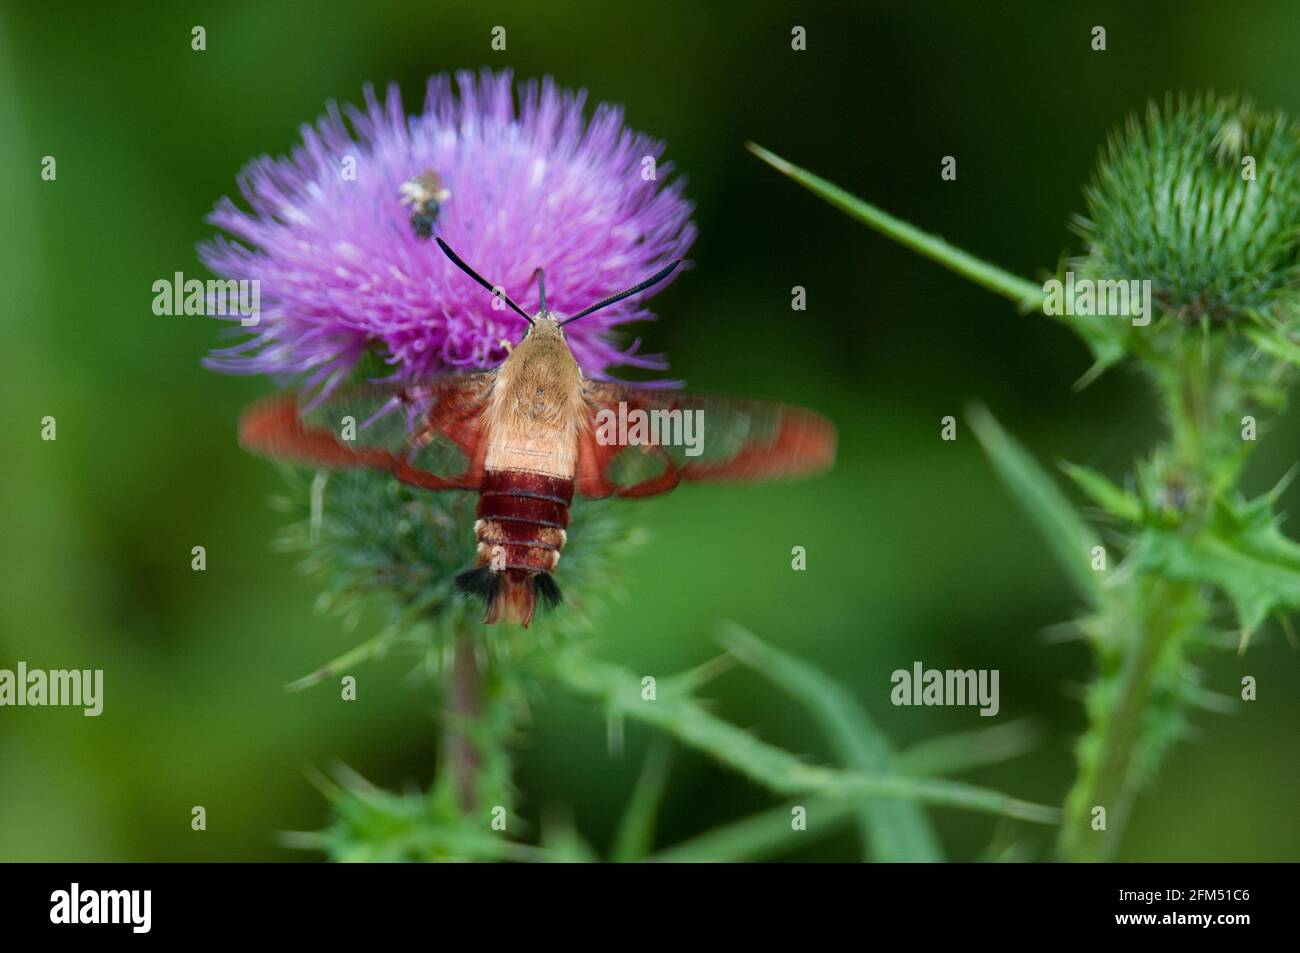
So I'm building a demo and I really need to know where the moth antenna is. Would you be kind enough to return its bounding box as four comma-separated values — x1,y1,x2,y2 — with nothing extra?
558,260,681,327
435,238,535,326
532,266,547,313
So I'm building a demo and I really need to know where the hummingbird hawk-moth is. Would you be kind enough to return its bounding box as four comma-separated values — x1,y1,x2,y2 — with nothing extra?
240,239,836,627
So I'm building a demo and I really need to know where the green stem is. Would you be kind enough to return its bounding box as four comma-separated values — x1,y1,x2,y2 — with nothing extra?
447,630,482,812
1060,337,1219,860
1058,579,1198,860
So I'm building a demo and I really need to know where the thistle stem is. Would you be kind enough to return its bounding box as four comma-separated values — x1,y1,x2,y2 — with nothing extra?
1059,579,1197,860
447,630,483,812
1060,337,1218,860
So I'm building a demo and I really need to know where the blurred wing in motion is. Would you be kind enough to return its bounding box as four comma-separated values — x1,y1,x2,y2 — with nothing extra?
239,373,496,491
576,382,836,498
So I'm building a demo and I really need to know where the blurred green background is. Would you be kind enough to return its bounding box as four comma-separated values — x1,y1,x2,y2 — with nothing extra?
1,0,1296,861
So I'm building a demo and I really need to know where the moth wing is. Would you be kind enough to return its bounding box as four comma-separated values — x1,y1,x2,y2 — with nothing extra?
575,382,835,499
239,373,496,491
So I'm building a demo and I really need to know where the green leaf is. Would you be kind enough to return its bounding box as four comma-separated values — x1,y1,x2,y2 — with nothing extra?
540,812,600,863
610,738,674,862
1066,322,1129,389
648,796,857,863
896,719,1042,776
1137,494,1300,638
647,720,1042,862
744,143,1130,383
1061,461,1143,524
747,142,1045,310
292,763,551,863
968,404,1102,605
717,623,941,862
1243,323,1300,366
551,648,1061,825
284,629,392,692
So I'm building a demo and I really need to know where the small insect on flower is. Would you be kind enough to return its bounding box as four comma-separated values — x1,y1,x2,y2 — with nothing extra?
399,171,451,240
240,241,836,627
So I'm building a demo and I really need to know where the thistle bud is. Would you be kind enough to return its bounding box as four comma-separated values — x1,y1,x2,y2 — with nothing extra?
1075,93,1300,324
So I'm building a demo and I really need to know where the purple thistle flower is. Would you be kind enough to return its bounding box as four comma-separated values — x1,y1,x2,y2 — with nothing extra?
201,69,696,391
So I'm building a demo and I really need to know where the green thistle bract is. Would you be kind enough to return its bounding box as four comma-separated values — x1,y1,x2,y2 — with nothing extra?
1076,93,1300,323
273,466,643,680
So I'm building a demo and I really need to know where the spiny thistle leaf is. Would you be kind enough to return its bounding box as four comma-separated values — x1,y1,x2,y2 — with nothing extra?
609,738,674,862
648,796,858,863
284,763,548,863
895,720,1042,776
551,648,1061,825
1061,462,1143,525
538,813,601,863
967,404,1102,605
746,141,1045,310
1136,493,1300,640
717,622,942,862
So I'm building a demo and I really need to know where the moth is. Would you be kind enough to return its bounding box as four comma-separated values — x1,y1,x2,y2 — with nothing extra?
240,239,836,627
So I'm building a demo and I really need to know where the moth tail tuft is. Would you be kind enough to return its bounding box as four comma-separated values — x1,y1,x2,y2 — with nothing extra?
534,572,563,611
455,566,500,607
455,567,529,627
457,568,563,627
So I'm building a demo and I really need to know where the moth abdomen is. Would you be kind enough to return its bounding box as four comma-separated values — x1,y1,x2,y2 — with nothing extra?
468,469,574,626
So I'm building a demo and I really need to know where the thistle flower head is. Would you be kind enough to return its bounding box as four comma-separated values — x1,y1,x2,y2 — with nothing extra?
1076,93,1300,323
202,70,695,389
